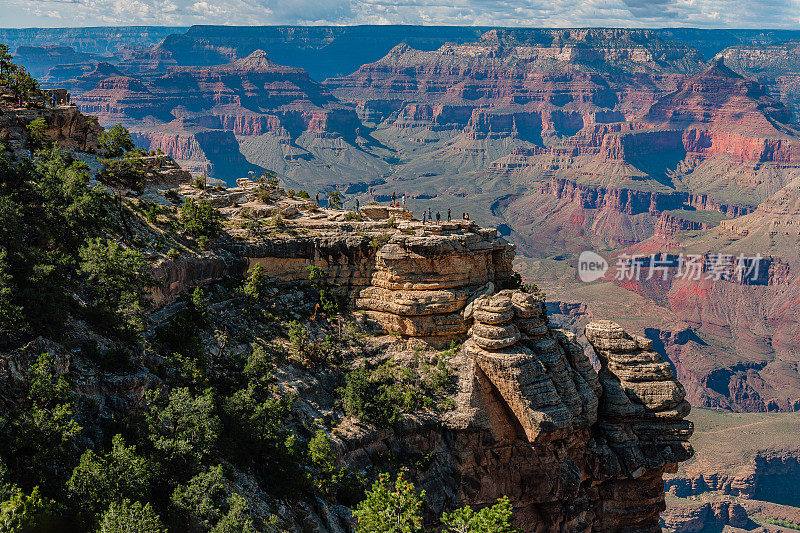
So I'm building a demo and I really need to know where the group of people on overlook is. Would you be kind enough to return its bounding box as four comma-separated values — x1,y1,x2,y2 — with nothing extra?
313,189,470,224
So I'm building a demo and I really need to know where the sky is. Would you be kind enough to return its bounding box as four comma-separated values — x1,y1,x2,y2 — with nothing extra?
1,0,799,29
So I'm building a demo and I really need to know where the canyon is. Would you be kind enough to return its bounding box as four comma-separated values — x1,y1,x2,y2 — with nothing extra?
6,25,800,530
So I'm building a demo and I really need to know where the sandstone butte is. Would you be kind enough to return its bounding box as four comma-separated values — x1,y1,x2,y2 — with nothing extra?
139,172,693,531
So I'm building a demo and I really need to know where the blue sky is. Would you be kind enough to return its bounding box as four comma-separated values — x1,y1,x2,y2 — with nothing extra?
1,0,799,28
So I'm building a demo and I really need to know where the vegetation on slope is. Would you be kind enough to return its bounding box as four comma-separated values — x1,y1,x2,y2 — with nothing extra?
0,53,519,532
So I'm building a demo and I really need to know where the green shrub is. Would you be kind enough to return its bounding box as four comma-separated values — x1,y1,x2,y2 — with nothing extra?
341,366,400,427
286,321,339,367
328,191,343,209
26,117,48,151
342,355,453,428
146,204,159,224
79,237,154,333
307,265,338,316
98,500,166,533
164,189,181,204
441,495,520,532
353,471,423,533
0,486,58,533
181,198,222,238
5,354,82,494
242,265,268,301
210,494,258,533
145,387,221,469
98,125,135,158
67,435,153,525
170,465,228,531
370,233,391,249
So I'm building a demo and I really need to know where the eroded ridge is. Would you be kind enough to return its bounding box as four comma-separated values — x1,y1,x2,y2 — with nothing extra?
464,289,600,443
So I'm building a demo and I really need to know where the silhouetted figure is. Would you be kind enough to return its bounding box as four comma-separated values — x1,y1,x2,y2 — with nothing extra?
436,211,441,224
462,212,466,220
315,192,320,206
422,211,427,224
355,198,360,211
392,192,396,205
447,208,451,221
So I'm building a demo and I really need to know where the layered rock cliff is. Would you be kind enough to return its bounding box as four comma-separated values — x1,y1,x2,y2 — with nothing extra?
0,96,101,157
137,177,695,531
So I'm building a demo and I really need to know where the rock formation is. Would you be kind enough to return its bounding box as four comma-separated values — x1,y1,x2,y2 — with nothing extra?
357,223,514,343
0,94,101,157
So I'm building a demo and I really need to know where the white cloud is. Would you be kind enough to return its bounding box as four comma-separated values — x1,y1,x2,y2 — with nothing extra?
1,0,799,28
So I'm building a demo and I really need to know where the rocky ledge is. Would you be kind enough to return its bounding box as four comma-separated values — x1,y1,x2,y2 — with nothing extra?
142,177,694,531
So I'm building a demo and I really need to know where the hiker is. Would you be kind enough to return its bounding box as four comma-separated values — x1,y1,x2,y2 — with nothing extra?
436,211,441,224
462,212,466,220
447,208,451,221
66,92,70,104
465,212,470,220
355,198,360,211
402,194,406,209
422,211,427,224
391,192,396,205
315,192,320,206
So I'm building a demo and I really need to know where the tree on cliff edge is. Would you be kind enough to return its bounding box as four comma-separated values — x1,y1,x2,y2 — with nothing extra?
0,44,15,83
98,125,135,158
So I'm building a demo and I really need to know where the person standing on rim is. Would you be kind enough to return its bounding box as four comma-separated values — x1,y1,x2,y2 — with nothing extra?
402,194,406,209
315,192,320,206
447,208,451,221
392,192,396,206
355,198,360,211
436,211,441,224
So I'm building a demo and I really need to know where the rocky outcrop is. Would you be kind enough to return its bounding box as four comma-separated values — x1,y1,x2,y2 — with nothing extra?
130,122,262,178
0,99,101,157
223,215,515,344
661,498,752,532
437,302,694,531
465,291,598,442
357,223,514,343
666,450,800,501
654,213,710,239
